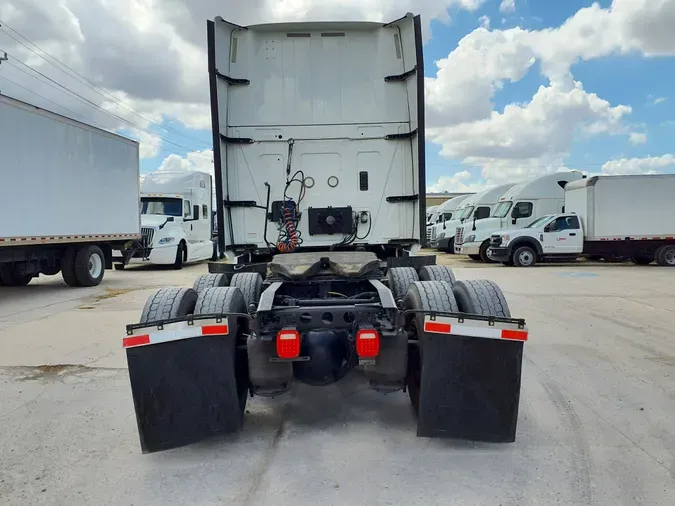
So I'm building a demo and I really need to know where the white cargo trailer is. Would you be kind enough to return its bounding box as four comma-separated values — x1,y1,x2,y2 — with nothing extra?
488,174,675,267
0,94,141,287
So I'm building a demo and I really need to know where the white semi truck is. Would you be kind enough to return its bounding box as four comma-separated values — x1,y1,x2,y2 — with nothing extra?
116,171,216,269
426,195,470,246
0,94,141,287
431,183,516,253
121,13,530,454
487,174,675,267
455,171,585,262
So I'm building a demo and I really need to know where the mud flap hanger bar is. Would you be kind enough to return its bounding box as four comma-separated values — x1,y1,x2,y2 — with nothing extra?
125,312,253,335
398,309,526,329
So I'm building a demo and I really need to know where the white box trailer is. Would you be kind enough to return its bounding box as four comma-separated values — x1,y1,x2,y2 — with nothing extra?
488,175,675,267
564,174,675,240
0,94,141,287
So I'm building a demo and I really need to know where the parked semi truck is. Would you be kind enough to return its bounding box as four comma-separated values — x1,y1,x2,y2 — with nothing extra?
116,171,216,269
487,174,675,267
426,194,470,246
455,171,585,262
122,13,529,453
431,183,516,253
0,94,141,287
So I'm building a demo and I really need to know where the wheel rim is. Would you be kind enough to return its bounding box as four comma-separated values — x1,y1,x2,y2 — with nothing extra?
665,249,675,265
88,253,103,278
518,250,534,266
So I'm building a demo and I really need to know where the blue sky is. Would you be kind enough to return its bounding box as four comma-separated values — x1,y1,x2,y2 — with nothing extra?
132,0,675,190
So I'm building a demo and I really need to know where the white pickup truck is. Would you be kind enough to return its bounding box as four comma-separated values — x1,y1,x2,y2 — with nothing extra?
487,175,675,267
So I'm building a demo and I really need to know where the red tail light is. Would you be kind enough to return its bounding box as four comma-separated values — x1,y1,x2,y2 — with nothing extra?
276,329,301,359
356,329,380,358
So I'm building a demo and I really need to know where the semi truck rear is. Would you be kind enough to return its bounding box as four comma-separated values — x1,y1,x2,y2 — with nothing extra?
122,13,530,453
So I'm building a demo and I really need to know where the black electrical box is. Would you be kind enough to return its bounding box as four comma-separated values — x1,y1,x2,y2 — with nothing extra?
308,206,353,235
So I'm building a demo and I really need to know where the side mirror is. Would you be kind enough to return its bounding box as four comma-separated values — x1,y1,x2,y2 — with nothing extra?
472,215,477,231
512,218,517,225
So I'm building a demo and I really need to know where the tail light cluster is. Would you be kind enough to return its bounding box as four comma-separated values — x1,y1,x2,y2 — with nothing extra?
275,328,380,359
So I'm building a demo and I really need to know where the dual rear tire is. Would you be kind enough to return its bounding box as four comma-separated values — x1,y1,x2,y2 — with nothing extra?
62,245,105,287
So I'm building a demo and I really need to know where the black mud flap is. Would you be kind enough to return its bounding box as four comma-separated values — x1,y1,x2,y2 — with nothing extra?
416,334,524,442
125,335,243,453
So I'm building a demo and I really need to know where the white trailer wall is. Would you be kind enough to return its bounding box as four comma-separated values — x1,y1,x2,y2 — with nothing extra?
0,96,140,240
566,175,675,240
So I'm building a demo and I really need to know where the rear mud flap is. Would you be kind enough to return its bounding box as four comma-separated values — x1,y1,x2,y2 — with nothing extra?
416,334,523,442
125,336,243,453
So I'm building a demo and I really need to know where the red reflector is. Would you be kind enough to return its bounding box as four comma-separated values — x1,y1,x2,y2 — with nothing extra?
202,324,229,335
501,329,528,341
123,334,150,348
356,329,380,358
423,321,451,334
276,330,301,359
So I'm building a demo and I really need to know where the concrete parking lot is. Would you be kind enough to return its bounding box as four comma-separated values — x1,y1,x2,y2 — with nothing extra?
1,256,674,505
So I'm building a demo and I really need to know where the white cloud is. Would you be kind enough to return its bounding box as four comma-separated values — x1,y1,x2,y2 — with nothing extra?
428,170,488,192
601,154,675,175
652,96,667,105
424,0,675,190
479,15,490,29
428,80,631,184
628,132,647,145
499,0,515,14
157,149,215,176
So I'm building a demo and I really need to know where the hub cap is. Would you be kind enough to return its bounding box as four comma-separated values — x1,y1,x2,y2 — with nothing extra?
89,252,103,278
665,248,675,266
518,250,534,266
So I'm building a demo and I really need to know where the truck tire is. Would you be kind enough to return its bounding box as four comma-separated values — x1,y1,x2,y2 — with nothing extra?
61,246,79,287
194,287,249,429
74,245,105,287
140,287,198,323
173,241,185,270
0,265,32,286
602,254,625,263
114,263,125,271
468,254,481,261
403,281,459,413
479,240,495,263
387,267,419,301
656,245,675,267
512,245,536,267
451,279,511,317
419,265,456,285
192,273,229,294
229,272,263,307
630,254,653,266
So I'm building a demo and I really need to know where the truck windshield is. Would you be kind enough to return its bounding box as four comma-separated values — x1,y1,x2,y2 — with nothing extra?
492,201,512,218
525,216,554,228
459,206,474,220
141,197,182,217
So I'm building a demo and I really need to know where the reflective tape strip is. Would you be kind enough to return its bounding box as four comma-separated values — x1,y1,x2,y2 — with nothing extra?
123,324,229,348
599,236,675,241
423,316,528,342
0,233,139,243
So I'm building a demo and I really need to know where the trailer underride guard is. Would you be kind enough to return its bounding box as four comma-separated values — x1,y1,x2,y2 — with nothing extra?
122,14,529,453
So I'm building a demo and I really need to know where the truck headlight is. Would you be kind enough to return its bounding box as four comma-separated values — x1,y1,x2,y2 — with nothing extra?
465,234,476,243
158,237,176,245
